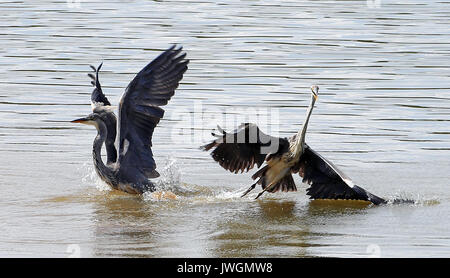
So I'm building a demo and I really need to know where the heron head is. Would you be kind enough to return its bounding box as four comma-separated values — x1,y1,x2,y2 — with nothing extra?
71,113,102,127
310,85,319,101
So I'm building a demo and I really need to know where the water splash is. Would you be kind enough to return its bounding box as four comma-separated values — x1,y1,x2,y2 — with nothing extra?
78,156,191,199
143,156,187,201
142,156,254,203
386,191,439,206
78,161,111,192
215,188,246,200
154,156,182,191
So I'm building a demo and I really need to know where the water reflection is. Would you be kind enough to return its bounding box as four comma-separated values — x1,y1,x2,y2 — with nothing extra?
92,193,158,257
258,200,297,220
210,198,374,257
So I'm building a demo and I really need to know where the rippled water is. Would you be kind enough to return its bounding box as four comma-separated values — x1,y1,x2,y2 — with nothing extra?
0,0,449,257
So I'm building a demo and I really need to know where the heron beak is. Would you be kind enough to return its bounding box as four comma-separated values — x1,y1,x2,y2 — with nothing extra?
70,117,89,124
311,85,319,101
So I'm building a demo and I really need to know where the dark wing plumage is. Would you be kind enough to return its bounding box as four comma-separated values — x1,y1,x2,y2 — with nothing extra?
88,62,111,106
117,45,189,180
293,144,386,205
201,123,289,173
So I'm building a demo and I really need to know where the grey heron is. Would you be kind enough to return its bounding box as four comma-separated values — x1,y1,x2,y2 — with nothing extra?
202,86,387,205
71,45,189,194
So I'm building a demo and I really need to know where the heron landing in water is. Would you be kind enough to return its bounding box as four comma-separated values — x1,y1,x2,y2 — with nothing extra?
71,45,189,194
202,85,387,205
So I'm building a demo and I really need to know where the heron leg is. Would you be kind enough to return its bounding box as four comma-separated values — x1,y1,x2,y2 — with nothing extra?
254,190,266,199
241,182,257,197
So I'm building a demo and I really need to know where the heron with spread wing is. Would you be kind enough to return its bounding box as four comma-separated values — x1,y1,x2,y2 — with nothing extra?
202,86,387,205
71,45,189,194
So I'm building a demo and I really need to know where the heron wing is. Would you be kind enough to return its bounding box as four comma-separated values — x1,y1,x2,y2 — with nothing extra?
88,62,111,107
201,123,289,173
117,45,189,178
293,144,386,205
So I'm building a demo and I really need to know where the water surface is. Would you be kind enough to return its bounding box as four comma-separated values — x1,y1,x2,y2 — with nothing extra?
0,0,449,257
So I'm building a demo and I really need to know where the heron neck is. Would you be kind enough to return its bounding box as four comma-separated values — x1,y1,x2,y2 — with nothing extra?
104,113,117,164
93,121,114,181
292,95,316,156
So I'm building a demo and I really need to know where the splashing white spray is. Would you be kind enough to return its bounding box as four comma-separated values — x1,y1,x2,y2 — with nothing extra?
387,191,440,206
142,156,185,201
79,161,111,192
154,156,182,189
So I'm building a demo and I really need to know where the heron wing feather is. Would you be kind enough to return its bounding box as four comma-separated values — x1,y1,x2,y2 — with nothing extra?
201,123,289,173
117,46,189,178
293,144,386,205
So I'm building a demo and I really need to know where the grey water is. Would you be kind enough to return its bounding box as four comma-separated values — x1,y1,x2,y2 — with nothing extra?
0,0,449,257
